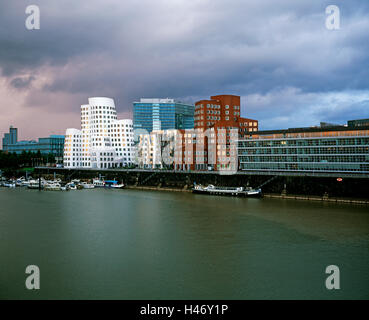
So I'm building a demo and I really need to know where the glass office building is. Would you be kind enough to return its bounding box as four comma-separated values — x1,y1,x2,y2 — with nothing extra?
4,135,65,157
133,98,195,133
238,123,369,174
2,126,18,151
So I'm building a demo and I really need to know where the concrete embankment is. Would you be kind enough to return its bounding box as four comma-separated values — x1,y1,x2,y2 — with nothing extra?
33,167,369,203
125,185,369,205
262,193,369,205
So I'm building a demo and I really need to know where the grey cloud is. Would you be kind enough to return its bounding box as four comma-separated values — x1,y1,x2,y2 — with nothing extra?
0,0,369,130
10,75,35,89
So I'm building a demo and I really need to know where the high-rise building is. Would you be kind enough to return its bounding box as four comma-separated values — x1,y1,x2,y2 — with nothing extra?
136,95,259,172
63,97,134,169
2,125,18,151
194,95,258,134
193,94,258,171
133,98,195,133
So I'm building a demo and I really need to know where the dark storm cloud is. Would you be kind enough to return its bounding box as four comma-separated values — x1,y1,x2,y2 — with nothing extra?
10,75,35,89
0,0,368,130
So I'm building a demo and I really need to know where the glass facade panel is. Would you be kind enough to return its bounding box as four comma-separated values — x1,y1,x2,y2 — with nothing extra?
238,135,369,173
133,99,194,133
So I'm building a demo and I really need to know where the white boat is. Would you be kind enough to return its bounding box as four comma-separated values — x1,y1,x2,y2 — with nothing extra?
80,182,95,189
16,177,26,187
66,183,77,190
44,182,62,191
192,184,262,197
20,180,30,187
4,182,16,188
93,178,105,188
104,180,125,189
111,183,124,189
28,180,41,189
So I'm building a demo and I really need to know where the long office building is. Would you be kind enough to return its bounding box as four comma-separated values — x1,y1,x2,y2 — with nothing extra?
2,125,64,160
133,98,195,133
63,97,134,169
238,121,369,174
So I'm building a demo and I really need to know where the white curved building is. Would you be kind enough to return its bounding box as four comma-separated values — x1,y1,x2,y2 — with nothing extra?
64,128,82,168
63,97,134,169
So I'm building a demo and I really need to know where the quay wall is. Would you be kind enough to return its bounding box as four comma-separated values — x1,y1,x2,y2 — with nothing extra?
32,167,369,200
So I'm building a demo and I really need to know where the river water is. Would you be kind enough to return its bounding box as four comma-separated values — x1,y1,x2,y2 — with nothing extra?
0,187,368,299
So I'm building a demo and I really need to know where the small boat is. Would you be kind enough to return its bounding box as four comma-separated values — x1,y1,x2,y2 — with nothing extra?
4,182,16,188
192,184,262,197
66,183,77,190
20,180,31,187
16,177,26,187
28,180,42,189
93,178,105,188
44,182,62,191
80,182,95,189
104,180,124,189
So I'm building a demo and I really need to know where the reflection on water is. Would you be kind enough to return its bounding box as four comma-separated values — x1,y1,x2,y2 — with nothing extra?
0,188,368,299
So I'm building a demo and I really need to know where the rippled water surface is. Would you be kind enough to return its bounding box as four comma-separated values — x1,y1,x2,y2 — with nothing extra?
0,188,368,299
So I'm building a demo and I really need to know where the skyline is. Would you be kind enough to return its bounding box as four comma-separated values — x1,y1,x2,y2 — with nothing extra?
1,0,369,145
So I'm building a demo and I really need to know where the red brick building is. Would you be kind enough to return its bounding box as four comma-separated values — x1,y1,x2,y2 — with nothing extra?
172,95,259,172
194,95,258,135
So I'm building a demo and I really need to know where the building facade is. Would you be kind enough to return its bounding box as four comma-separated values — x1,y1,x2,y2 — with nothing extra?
136,95,259,172
2,133,64,158
238,123,369,174
64,97,134,169
133,98,195,133
2,126,18,151
193,94,258,172
136,129,181,169
194,95,258,135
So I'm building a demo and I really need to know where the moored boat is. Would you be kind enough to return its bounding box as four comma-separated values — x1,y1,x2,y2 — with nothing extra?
80,182,95,189
104,180,124,189
4,181,16,188
192,184,262,197
44,182,62,191
27,180,42,189
93,178,105,188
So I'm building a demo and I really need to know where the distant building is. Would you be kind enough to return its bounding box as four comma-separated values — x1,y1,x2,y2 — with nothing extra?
2,134,65,163
348,118,369,128
133,98,195,133
63,97,134,169
238,122,369,174
2,126,18,151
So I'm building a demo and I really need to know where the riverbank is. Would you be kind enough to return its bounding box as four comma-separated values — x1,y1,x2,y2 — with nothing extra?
124,185,369,205
263,193,369,205
33,167,369,200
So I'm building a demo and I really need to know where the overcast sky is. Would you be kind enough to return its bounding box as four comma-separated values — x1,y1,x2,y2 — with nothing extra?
0,0,368,144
